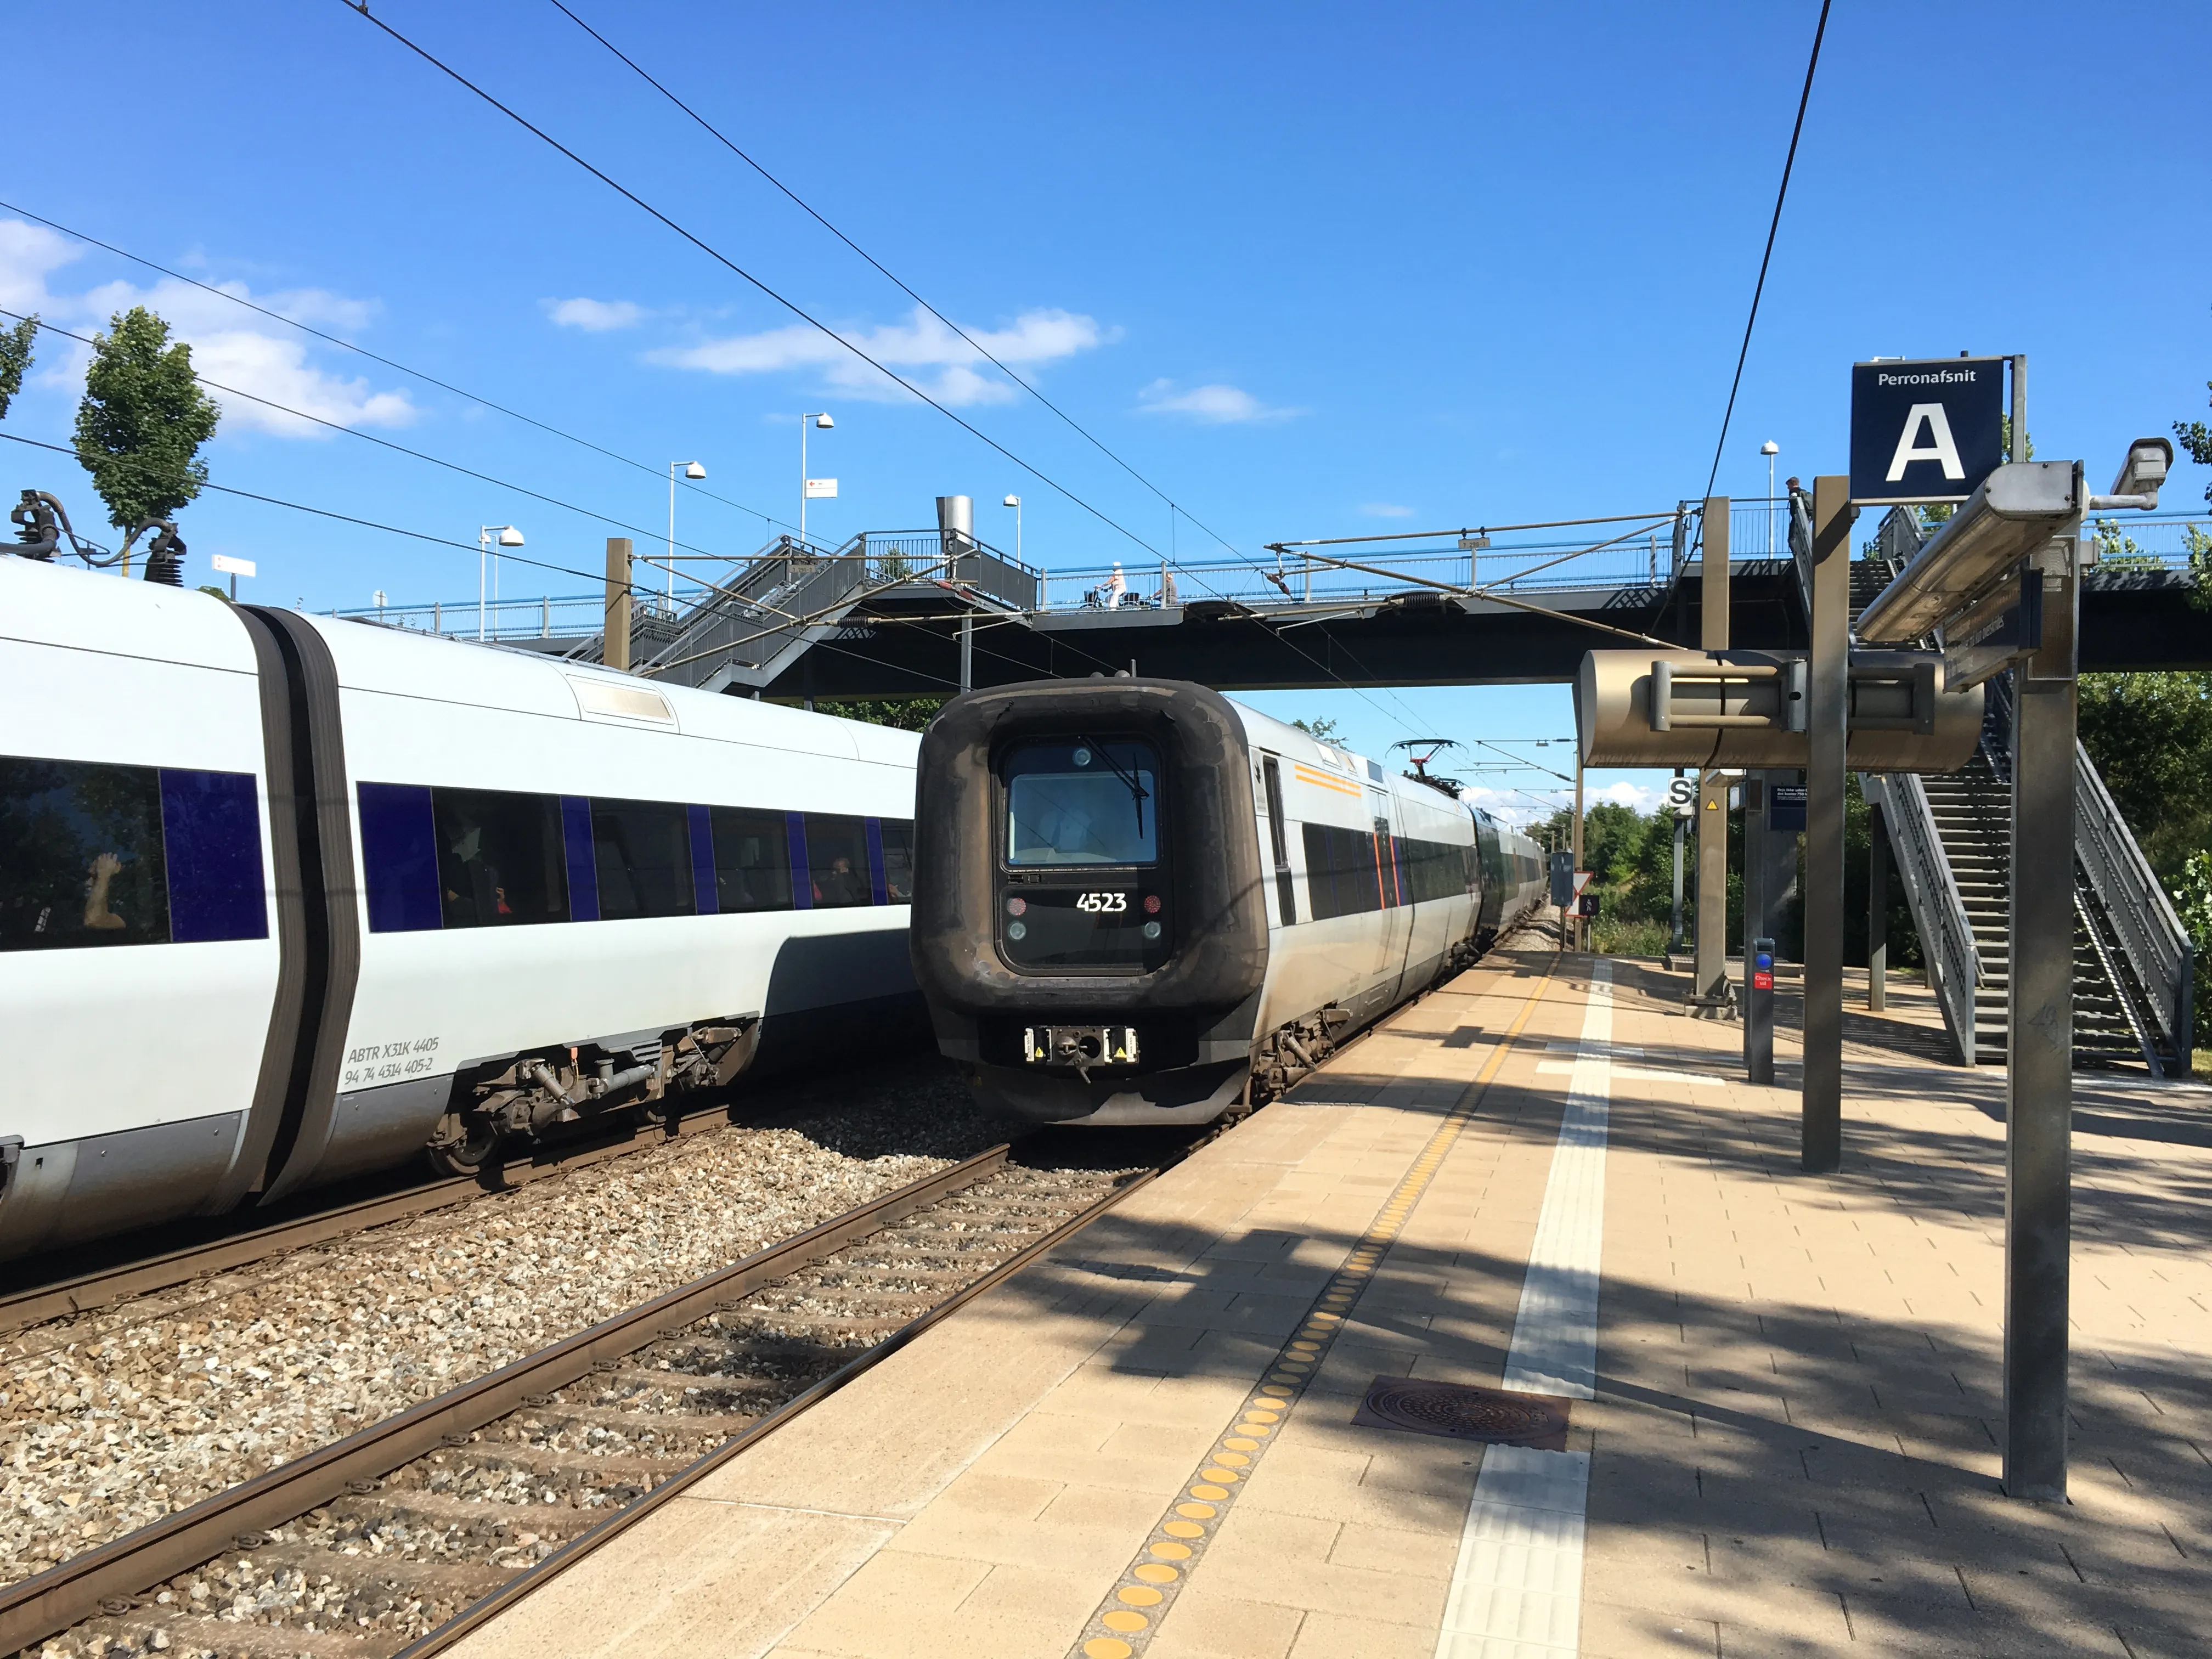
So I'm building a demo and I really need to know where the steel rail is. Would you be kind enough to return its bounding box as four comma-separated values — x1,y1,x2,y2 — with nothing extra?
1,1103,751,1341
391,1161,1159,1657
0,1143,1022,1654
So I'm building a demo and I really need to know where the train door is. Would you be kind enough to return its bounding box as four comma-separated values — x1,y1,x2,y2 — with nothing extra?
1369,786,1415,1001
1259,754,1296,927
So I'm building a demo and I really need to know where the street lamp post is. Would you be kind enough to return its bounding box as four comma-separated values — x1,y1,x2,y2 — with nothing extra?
478,524,523,640
668,460,706,616
1002,494,1022,562
800,413,834,546
1762,440,1780,553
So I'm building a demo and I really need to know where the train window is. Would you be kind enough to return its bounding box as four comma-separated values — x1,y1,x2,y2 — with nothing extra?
709,806,793,912
430,787,570,928
802,813,871,908
1260,756,1296,924
877,819,916,905
1003,740,1159,867
0,755,172,950
591,798,695,921
1302,821,1384,921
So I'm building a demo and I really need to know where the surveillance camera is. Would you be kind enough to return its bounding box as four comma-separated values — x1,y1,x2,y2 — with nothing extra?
2110,437,2171,503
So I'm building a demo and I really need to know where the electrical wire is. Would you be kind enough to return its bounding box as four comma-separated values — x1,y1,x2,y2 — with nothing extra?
0,196,797,537
342,1,1175,563
343,4,1459,753
543,0,1256,567
1,308,748,569
1702,0,1833,500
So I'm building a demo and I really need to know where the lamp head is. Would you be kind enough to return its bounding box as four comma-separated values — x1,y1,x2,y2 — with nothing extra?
496,526,525,548
814,413,834,430
1003,495,1020,508
683,461,707,479
1760,440,1779,456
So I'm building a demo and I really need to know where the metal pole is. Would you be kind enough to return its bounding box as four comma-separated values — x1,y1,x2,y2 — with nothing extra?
668,462,677,612
603,538,633,672
1867,801,1889,1012
1694,497,1730,1011
1669,798,1686,957
959,611,973,693
799,417,807,546
1571,754,1585,952
478,529,488,641
2004,482,2079,1502
1802,475,1855,1172
1743,775,1767,1069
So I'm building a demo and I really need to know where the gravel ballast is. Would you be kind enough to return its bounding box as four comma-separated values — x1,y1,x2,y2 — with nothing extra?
3,1058,1015,1592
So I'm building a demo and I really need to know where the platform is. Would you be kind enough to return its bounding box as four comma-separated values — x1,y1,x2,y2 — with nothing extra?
449,947,2212,1659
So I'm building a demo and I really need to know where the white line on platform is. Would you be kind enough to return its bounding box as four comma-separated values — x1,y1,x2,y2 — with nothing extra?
1534,1059,1723,1088
1435,960,1613,1659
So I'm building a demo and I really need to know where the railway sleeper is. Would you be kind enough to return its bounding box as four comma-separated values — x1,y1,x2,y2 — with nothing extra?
322,1488,586,1548
385,1443,674,1509
491,1402,758,1455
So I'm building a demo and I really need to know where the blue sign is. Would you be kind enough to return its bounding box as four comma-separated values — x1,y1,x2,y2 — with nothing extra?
1849,357,2006,506
1768,784,1807,833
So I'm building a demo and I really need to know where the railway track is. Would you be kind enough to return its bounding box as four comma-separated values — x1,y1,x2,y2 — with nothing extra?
4,1137,1186,1659
0,1056,957,1348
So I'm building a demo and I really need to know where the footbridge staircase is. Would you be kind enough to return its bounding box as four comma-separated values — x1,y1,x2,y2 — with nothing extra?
1853,514,2194,1075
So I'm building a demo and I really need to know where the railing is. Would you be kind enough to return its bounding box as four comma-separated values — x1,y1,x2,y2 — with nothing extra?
329,591,648,642
2074,730,2195,1074
1866,769,1985,1064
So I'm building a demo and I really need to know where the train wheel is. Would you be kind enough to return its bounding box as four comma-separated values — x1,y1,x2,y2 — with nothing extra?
426,1113,501,1177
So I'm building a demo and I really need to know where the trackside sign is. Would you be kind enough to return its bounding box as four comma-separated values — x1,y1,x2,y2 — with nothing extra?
1848,357,2006,506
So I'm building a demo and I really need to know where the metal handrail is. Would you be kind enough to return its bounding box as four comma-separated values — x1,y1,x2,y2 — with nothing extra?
1864,769,1984,1065
2073,735,2194,1070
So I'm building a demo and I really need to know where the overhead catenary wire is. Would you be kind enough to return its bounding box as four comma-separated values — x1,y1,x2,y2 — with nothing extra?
543,0,1255,568
0,196,796,537
342,5,1457,752
342,2,1177,566
0,309,740,568
1702,0,1833,500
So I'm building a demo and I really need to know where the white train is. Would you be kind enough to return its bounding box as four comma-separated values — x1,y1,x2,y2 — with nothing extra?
910,679,1547,1124
0,557,923,1263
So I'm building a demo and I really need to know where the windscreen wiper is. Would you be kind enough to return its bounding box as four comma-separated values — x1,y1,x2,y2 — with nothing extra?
1075,733,1150,838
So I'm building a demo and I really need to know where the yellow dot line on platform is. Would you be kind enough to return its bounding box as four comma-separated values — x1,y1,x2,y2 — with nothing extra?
1067,954,1562,1659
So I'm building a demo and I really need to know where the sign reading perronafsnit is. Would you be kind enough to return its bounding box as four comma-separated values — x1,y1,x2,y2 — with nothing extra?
1849,357,2006,506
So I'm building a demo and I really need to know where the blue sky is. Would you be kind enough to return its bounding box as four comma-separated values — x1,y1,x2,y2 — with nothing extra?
4,1,2207,822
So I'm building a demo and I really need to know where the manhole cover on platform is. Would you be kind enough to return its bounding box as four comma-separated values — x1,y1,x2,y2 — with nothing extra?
1351,1376,1572,1451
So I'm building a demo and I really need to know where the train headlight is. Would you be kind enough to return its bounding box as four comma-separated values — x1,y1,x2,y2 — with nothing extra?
1072,746,1092,766
1007,921,1028,940
1142,894,1161,915
1006,896,1026,916
1142,921,1161,940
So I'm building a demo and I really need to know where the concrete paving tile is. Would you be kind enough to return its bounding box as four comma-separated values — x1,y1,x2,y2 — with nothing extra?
957,1561,1116,1626
1145,1588,1310,1659
1579,1599,1723,1657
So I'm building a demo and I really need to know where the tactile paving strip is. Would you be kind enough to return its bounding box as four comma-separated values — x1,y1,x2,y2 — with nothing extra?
1066,957,1562,1659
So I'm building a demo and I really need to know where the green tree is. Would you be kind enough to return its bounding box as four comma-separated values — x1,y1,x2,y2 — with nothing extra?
71,307,219,532
2078,672,2212,883
0,313,36,420
1291,716,1341,742
2176,379,2212,611
810,696,947,731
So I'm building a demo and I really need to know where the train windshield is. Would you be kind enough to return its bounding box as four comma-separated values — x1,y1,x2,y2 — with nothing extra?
1004,740,1158,866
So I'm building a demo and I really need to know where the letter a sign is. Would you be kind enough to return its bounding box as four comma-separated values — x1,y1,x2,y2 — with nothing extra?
1848,357,2006,506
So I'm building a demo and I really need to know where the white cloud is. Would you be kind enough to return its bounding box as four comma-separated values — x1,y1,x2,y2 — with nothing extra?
1137,378,1301,424
1360,502,1416,518
0,219,415,437
653,305,1110,406
1592,780,1662,812
546,296,646,332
